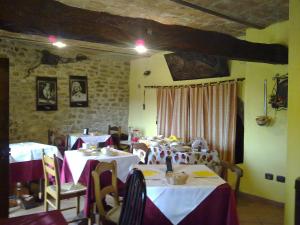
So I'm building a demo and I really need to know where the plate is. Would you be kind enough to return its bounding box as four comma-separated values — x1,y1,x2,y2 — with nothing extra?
81,149,94,156
105,151,118,156
173,146,191,152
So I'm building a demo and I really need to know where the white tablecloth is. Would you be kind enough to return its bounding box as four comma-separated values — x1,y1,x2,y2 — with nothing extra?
134,164,226,225
9,142,62,163
64,149,140,184
68,133,111,149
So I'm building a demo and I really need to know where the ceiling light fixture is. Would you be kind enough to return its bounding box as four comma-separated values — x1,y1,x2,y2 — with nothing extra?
52,41,67,48
48,35,66,48
135,39,147,54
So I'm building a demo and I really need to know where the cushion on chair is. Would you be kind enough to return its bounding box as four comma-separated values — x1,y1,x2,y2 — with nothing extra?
47,182,86,195
106,206,122,224
133,148,147,163
147,147,173,164
147,147,221,173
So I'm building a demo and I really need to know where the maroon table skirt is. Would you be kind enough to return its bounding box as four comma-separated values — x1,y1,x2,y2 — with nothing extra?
143,183,239,225
0,210,68,225
10,159,63,184
9,160,43,184
61,157,125,217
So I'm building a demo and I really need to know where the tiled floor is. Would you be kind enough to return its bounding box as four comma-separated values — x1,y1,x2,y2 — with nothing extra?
9,194,284,225
237,194,284,225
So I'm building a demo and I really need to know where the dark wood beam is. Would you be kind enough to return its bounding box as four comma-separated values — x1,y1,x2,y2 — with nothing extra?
0,0,288,64
0,58,9,218
169,0,264,29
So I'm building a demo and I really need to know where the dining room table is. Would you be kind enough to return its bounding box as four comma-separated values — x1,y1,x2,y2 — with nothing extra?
9,142,63,184
134,164,239,225
68,133,113,149
60,149,140,217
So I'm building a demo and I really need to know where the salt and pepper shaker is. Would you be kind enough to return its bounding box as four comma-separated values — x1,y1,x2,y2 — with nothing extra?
166,156,173,173
83,128,89,135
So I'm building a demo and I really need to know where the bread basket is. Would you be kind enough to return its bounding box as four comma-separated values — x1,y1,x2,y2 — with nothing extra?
165,172,189,185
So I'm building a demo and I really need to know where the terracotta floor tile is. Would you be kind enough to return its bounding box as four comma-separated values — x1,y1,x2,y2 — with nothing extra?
9,193,284,225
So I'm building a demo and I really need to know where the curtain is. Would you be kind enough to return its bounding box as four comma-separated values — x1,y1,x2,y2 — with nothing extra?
170,87,189,142
157,87,174,138
156,81,237,162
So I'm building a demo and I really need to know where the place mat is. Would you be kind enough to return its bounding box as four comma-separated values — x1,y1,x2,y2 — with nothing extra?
143,170,159,177
192,170,216,177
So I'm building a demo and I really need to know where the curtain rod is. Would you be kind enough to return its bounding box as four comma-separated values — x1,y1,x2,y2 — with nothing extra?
144,77,245,89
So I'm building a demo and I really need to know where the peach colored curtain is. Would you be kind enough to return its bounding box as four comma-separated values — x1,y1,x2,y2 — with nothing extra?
170,87,189,142
157,87,174,138
189,82,238,162
157,81,237,162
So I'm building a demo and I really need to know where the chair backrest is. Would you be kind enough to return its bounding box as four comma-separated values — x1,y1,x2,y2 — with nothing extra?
119,169,147,225
219,160,243,196
108,126,122,148
48,129,67,154
108,125,121,136
92,160,120,219
42,152,61,194
132,143,150,164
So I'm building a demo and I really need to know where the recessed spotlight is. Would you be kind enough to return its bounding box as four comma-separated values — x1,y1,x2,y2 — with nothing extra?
52,41,67,48
135,39,147,54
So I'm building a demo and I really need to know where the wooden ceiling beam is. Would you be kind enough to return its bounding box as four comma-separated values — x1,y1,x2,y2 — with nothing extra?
169,0,264,29
0,0,288,64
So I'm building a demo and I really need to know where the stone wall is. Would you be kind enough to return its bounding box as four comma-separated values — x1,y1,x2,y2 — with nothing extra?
0,38,130,143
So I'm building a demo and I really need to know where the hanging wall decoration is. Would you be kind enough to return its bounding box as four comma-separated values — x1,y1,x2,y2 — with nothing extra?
269,74,288,110
36,76,57,111
164,52,229,81
69,75,88,107
256,79,270,126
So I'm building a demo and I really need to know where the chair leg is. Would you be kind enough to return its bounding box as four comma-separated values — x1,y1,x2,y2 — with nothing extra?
76,196,80,215
56,198,60,210
44,193,49,212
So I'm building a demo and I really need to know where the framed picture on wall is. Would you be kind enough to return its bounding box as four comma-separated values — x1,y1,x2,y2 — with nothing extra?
36,76,57,111
69,75,88,107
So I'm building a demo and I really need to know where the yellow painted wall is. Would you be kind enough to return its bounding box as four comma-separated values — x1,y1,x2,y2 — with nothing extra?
129,53,245,136
240,22,288,203
129,22,288,203
285,0,300,223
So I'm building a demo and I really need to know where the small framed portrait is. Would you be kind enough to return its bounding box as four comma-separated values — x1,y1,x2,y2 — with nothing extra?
36,76,57,111
69,75,88,107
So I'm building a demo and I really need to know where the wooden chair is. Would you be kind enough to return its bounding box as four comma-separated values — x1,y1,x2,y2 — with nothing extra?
132,143,150,164
119,169,147,225
108,125,129,151
219,160,243,196
42,153,86,215
92,160,121,225
48,129,68,155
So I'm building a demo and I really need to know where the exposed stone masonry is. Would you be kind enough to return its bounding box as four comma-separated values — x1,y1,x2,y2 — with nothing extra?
0,38,130,143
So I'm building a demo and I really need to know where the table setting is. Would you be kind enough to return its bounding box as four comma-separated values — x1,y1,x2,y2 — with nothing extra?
60,147,140,217
9,142,63,183
133,164,239,225
68,132,112,150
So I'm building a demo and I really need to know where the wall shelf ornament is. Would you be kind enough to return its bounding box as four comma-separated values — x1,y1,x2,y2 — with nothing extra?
256,79,270,126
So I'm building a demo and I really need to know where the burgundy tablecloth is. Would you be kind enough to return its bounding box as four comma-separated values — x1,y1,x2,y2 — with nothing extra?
10,159,63,184
61,157,125,217
9,160,43,184
0,210,68,225
143,183,239,225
